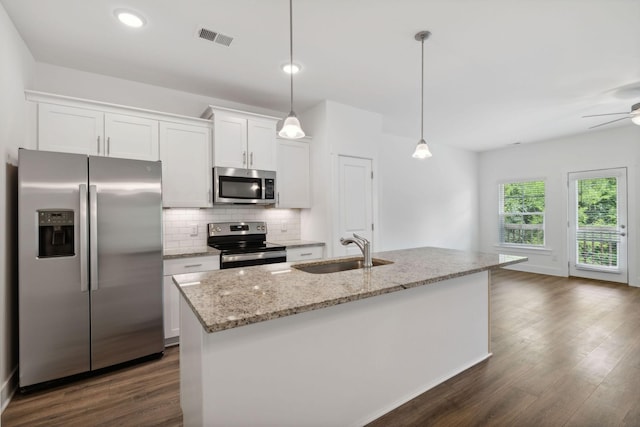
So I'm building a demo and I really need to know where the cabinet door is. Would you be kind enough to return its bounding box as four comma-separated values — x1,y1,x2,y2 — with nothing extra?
38,103,103,155
213,114,247,168
287,246,323,262
160,122,212,207
104,113,159,161
163,256,220,344
277,138,310,208
248,119,277,170
163,275,180,341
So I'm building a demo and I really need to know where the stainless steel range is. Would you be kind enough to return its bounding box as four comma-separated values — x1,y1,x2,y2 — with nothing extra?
208,221,286,269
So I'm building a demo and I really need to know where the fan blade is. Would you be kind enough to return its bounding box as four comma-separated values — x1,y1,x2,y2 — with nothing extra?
582,112,629,118
588,117,630,129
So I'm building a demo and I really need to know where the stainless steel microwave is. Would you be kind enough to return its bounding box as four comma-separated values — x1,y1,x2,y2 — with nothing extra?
213,167,276,205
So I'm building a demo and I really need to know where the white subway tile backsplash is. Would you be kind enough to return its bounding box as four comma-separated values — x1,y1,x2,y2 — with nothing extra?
162,207,302,251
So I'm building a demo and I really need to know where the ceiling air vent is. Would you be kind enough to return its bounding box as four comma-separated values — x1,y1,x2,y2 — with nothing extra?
197,27,233,47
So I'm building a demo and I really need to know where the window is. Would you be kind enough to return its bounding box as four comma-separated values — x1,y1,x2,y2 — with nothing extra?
499,180,545,246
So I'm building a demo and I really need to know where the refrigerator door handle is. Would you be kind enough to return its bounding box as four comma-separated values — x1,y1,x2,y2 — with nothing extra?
89,185,99,291
79,184,89,292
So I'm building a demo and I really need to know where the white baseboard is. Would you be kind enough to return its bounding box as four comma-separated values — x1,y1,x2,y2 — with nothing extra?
502,263,565,277
1,366,17,413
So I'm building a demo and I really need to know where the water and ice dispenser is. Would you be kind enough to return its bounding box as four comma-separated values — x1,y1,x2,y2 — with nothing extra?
38,210,75,258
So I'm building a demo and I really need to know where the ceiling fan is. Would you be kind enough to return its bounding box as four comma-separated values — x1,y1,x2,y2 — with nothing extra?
583,102,640,129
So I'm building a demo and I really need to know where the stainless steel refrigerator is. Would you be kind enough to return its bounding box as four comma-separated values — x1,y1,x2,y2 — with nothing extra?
18,149,164,389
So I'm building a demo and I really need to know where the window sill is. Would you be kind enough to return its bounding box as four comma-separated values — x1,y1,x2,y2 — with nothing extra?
493,244,553,255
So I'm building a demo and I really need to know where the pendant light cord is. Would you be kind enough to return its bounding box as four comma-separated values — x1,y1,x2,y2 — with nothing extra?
289,0,294,112
420,35,424,140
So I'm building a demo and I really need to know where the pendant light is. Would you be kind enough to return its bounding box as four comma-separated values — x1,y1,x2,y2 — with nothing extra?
279,0,305,139
412,31,432,159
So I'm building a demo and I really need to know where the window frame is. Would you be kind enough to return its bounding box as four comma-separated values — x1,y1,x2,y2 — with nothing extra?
498,179,546,248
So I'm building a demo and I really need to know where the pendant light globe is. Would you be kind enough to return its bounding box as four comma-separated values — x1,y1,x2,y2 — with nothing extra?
279,111,305,139
412,139,432,159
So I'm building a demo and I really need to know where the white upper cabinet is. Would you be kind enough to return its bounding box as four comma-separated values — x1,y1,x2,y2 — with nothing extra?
160,122,212,208
38,104,159,161
204,106,279,171
104,113,159,161
213,113,248,168
38,103,103,155
277,137,311,208
247,119,277,170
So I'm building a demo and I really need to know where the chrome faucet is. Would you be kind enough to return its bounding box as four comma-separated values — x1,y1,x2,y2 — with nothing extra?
340,233,372,268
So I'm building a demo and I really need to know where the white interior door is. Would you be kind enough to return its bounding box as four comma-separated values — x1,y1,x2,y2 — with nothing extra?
334,156,373,257
568,168,628,283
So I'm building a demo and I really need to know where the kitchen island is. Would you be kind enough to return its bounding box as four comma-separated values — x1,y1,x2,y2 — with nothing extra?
174,247,526,427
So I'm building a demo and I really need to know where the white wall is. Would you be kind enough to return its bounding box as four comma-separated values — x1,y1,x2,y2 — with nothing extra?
0,2,35,412
34,62,285,120
479,125,640,284
299,102,330,248
378,135,479,252
301,100,480,255
163,207,301,251
300,101,382,257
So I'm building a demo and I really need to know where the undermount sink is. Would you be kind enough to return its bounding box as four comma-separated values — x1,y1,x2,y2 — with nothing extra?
292,257,393,274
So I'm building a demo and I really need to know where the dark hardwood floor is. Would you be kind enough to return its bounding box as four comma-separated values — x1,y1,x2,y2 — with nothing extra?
369,270,640,427
3,270,640,426
2,346,182,427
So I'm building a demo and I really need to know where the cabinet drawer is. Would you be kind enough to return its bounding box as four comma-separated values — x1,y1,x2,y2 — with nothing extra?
164,256,220,275
287,246,324,262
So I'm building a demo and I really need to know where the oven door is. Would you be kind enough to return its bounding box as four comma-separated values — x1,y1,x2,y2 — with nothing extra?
220,250,287,269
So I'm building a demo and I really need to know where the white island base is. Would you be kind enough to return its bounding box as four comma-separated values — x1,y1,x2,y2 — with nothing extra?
179,271,491,427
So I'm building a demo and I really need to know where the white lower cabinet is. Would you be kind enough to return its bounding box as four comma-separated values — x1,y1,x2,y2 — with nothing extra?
286,246,324,262
163,255,219,345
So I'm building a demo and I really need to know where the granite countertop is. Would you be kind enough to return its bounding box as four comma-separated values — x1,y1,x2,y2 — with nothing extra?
163,246,220,260
173,247,527,333
267,239,325,248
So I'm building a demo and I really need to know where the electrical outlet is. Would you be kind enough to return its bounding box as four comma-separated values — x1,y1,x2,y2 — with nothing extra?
190,224,198,236
281,221,287,232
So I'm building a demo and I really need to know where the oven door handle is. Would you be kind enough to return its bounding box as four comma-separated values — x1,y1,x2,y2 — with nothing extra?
221,250,287,264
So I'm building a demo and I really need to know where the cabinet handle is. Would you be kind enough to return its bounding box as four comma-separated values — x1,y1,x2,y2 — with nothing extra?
97,136,100,154
277,192,280,205
243,151,247,166
184,264,203,268
107,137,111,155
300,252,313,256
250,152,253,166
208,190,211,203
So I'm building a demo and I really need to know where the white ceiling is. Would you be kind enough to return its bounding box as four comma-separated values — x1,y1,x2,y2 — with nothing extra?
2,0,640,151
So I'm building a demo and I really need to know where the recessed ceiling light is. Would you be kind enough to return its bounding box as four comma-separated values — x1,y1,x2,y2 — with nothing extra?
282,63,301,74
115,9,146,28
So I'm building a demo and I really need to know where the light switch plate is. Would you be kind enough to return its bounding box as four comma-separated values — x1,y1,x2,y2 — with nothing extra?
281,221,287,232
190,224,199,236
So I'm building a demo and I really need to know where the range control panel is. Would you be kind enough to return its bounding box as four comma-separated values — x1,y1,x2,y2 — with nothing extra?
208,221,267,237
